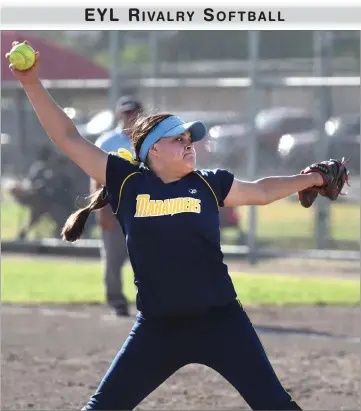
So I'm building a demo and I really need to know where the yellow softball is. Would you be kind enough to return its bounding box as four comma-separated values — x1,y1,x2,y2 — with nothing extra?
8,42,36,71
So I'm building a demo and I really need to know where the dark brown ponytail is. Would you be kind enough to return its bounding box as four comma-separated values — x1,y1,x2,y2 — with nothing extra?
61,187,108,242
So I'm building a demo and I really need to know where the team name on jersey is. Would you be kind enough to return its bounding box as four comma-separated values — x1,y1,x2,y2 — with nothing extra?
134,194,201,217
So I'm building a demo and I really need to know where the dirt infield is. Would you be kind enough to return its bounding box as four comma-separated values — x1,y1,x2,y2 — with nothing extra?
2,303,360,411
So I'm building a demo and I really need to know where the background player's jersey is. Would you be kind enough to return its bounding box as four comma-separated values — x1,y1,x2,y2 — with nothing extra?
95,126,134,155
105,153,237,317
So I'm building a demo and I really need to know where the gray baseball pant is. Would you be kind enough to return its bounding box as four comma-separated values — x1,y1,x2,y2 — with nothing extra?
100,222,128,310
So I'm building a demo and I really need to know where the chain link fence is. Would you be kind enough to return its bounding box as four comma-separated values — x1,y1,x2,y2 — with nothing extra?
1,30,360,255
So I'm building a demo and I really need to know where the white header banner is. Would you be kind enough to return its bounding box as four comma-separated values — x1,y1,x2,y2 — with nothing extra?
1,4,361,29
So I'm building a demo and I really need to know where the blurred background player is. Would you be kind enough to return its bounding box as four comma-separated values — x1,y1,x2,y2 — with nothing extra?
7,145,74,240
91,96,143,317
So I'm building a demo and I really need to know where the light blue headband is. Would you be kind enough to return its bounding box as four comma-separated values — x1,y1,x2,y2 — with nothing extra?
138,116,207,163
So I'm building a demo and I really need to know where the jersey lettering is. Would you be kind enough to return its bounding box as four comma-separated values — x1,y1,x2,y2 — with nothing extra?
134,194,201,217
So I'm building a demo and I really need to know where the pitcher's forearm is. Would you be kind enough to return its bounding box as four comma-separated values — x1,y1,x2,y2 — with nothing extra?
22,80,80,148
224,173,323,207
8,41,108,186
256,173,322,204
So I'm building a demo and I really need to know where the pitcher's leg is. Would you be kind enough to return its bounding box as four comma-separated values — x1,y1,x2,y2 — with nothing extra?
200,302,301,410
82,317,185,410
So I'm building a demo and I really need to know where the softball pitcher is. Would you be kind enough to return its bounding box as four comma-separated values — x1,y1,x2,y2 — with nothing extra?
7,41,349,411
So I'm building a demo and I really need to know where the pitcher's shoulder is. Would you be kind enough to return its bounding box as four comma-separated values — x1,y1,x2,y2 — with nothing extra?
193,168,234,207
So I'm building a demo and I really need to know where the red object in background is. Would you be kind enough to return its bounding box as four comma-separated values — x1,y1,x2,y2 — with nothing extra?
219,207,240,228
2,31,109,81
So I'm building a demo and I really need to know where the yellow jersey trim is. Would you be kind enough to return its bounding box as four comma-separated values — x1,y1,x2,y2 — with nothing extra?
114,172,142,215
193,171,219,209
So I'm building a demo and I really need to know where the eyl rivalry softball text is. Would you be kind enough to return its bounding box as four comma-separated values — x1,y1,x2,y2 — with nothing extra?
85,8,285,22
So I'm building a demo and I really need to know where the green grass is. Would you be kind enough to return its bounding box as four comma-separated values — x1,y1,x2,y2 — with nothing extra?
2,257,359,305
241,199,360,241
2,197,359,246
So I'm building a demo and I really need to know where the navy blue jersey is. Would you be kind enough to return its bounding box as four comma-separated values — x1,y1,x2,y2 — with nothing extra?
105,153,237,317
